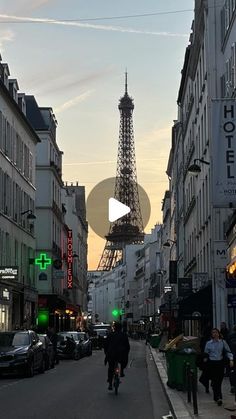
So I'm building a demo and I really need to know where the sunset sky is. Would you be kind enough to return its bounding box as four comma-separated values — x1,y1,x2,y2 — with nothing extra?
0,0,194,269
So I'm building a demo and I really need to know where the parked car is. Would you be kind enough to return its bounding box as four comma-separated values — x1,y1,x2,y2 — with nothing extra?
0,330,45,377
57,332,82,360
38,334,55,370
90,329,108,350
77,332,92,356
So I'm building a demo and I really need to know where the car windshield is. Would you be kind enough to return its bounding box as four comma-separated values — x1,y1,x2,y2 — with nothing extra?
77,333,85,340
59,332,79,341
0,332,30,347
96,330,107,337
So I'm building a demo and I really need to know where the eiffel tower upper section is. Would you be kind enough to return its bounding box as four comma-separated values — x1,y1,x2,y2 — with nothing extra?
97,73,144,271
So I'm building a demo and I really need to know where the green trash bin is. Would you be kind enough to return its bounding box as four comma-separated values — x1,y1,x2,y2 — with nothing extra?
165,349,178,388
174,348,197,391
166,348,197,390
150,334,161,348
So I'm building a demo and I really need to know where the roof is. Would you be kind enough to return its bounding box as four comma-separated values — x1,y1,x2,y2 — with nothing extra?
25,95,48,130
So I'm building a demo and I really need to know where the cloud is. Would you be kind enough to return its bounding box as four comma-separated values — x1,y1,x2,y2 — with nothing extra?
0,29,15,50
54,90,93,113
0,13,189,37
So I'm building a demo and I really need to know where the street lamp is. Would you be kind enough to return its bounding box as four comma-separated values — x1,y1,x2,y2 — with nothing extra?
21,209,36,220
187,158,210,175
163,239,176,248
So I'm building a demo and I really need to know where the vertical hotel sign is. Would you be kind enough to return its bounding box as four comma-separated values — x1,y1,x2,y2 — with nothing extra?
212,100,236,207
67,230,73,289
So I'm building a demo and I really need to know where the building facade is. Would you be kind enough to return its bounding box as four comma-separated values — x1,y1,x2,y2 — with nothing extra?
0,60,40,330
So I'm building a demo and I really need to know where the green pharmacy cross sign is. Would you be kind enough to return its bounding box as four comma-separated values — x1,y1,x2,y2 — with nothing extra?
35,253,52,270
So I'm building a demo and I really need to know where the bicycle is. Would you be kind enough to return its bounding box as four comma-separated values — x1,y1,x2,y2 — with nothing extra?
113,364,120,395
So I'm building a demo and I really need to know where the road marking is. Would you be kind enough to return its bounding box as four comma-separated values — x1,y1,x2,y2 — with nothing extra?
129,359,134,368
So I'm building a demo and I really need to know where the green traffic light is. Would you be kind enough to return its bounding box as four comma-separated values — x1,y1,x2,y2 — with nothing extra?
112,308,124,317
112,309,119,317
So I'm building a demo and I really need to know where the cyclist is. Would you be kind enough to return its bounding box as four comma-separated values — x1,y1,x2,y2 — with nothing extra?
104,322,130,390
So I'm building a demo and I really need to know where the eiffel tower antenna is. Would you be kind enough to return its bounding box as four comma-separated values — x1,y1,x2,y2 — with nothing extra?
97,74,144,271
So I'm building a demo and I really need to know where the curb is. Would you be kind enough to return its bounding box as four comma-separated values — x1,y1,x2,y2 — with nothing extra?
149,345,194,419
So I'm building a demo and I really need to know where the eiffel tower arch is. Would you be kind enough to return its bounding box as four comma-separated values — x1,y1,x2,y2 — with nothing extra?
97,74,144,271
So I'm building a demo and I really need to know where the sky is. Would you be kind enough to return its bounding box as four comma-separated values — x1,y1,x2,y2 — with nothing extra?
0,0,194,269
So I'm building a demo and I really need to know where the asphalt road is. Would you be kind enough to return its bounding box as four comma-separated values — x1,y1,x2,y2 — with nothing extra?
0,340,171,419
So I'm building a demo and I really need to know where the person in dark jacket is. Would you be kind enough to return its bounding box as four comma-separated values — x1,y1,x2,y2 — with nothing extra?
227,325,236,393
46,327,59,364
220,322,229,342
104,322,130,390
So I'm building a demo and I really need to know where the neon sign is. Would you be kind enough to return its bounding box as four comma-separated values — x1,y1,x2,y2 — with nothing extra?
67,230,73,289
35,253,52,270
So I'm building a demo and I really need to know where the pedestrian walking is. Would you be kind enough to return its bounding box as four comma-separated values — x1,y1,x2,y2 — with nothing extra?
204,328,234,406
47,326,59,364
220,321,229,342
227,325,236,393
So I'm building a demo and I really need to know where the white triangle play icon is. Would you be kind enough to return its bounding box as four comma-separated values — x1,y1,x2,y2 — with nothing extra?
108,198,131,222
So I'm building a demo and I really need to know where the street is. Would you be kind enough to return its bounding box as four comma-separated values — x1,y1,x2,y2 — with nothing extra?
0,340,171,419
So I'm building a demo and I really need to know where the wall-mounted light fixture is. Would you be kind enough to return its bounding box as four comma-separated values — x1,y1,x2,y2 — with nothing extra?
21,209,36,220
163,239,176,248
188,158,210,175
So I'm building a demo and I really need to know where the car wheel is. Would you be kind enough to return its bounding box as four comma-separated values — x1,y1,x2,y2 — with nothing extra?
26,360,34,378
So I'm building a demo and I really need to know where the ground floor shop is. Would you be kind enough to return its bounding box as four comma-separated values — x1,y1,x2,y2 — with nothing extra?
37,294,82,332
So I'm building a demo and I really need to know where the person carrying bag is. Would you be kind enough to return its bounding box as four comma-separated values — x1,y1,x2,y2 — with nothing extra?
204,328,233,406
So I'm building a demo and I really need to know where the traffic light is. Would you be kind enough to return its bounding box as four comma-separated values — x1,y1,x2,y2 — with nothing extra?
112,308,124,318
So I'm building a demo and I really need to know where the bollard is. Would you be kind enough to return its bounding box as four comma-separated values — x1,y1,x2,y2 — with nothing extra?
186,362,191,403
190,369,198,415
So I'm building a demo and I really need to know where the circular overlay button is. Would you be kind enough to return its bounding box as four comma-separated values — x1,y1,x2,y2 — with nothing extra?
86,177,151,239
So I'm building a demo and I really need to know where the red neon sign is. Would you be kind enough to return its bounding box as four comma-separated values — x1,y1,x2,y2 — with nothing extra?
67,230,73,289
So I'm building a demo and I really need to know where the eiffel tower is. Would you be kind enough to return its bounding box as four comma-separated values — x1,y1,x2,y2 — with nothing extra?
97,73,144,271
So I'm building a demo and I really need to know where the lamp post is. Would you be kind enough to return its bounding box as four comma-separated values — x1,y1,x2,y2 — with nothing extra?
187,159,210,175
163,239,176,248
21,209,36,220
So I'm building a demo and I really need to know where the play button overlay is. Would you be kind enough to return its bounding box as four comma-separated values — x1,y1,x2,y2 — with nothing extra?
109,198,130,222
86,177,151,239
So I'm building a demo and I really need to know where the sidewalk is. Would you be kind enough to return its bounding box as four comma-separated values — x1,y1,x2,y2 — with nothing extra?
149,345,236,419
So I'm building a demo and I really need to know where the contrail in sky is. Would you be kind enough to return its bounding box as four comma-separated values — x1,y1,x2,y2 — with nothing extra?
0,14,188,37
54,90,93,113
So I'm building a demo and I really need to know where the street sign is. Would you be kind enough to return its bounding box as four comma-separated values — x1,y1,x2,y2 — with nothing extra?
53,270,65,280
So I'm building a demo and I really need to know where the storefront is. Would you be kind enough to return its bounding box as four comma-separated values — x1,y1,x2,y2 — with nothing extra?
0,286,11,331
38,294,66,332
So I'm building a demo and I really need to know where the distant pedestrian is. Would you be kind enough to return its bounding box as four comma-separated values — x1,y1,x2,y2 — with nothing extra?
227,325,236,393
145,328,152,345
47,327,59,364
220,322,229,342
204,328,233,406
